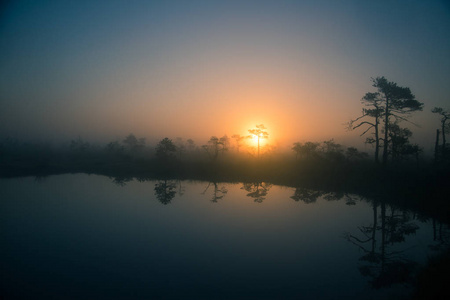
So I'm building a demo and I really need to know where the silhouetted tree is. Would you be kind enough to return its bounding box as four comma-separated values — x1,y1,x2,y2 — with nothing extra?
388,123,421,162
202,136,223,161
186,139,196,152
347,93,384,163
69,137,91,161
232,134,245,153
348,77,423,165
123,134,137,148
434,129,440,164
106,141,124,152
292,142,320,160
374,77,423,165
292,142,302,160
345,147,369,162
248,124,269,159
123,134,145,151
219,135,230,156
175,137,186,159
155,137,177,161
321,139,345,162
432,107,450,161
70,136,90,152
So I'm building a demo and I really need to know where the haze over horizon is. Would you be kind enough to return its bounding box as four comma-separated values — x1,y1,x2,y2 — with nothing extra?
1,0,449,153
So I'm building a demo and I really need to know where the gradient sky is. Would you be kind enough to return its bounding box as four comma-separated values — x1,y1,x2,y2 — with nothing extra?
1,0,449,152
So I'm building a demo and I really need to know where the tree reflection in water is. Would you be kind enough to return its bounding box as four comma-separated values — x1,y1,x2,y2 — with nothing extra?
110,175,133,186
154,179,177,205
176,180,185,197
290,188,323,204
345,201,420,289
241,182,272,203
290,188,352,204
202,182,228,203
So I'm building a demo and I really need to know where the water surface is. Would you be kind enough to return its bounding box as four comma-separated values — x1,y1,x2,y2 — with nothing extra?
1,174,444,299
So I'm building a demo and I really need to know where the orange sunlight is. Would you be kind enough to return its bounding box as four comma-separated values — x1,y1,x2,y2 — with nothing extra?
249,133,267,146
251,134,259,144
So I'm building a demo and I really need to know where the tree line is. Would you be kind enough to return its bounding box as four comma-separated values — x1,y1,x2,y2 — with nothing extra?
1,76,449,180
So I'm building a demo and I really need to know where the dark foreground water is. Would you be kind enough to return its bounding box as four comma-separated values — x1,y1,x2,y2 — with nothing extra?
1,174,447,299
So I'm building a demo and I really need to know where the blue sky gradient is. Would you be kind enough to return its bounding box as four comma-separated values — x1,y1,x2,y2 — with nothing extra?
1,0,449,151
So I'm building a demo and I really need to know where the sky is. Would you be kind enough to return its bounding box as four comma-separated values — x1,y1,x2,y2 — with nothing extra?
1,0,449,152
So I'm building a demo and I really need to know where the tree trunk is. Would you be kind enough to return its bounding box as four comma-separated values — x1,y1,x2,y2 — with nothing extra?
375,118,380,164
380,202,386,272
371,202,378,253
442,122,446,161
257,137,260,159
435,129,440,163
382,98,390,166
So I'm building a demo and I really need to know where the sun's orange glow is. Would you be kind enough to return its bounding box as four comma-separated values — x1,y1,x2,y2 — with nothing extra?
250,133,267,145
251,134,259,144
245,126,270,155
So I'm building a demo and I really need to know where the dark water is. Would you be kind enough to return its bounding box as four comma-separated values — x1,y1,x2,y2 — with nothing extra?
1,174,446,299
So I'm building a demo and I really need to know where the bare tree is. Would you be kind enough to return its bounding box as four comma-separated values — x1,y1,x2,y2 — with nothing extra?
347,93,383,163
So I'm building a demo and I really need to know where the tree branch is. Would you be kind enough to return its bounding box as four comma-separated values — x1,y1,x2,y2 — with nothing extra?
353,121,375,130
391,114,421,127
361,126,374,136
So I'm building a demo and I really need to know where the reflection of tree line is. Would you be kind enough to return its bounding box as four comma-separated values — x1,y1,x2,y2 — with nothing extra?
241,182,272,203
108,177,448,258
106,176,450,293
111,177,276,204
110,177,366,205
430,218,450,252
110,176,183,205
345,201,422,289
202,182,228,203
288,188,450,290
290,188,358,205
153,180,186,204
200,181,273,203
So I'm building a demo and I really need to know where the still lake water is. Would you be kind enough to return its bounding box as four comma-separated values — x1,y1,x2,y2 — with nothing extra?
1,174,446,299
